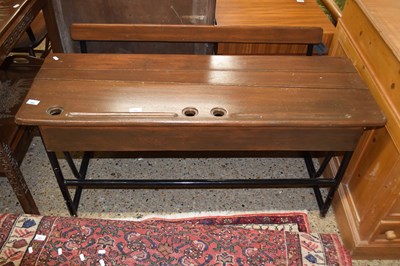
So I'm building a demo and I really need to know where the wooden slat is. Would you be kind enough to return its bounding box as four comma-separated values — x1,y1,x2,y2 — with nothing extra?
41,54,356,72
36,54,365,90
71,23,323,44
36,69,365,90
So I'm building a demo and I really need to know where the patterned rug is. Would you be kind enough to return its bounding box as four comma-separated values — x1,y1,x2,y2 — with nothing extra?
0,212,351,265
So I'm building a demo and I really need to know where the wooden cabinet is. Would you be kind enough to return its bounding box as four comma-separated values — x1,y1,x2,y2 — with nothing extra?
215,0,335,55
0,0,44,214
330,0,400,259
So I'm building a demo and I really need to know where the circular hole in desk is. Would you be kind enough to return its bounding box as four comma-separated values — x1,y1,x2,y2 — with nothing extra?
47,106,64,116
211,107,227,117
182,107,198,117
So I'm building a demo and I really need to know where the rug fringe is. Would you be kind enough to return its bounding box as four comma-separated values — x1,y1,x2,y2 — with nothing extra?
119,209,309,221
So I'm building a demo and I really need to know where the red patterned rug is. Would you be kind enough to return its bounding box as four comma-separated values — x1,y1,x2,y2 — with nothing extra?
0,212,351,265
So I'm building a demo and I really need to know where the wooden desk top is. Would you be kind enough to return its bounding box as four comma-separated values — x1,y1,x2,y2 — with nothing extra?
353,0,400,61
16,53,384,129
216,0,335,34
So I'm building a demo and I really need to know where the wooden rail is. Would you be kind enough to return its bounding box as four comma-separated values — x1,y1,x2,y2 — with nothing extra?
320,0,342,25
71,23,323,44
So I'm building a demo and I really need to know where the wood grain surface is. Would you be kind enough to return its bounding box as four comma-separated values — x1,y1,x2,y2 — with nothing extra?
15,54,385,152
215,0,335,54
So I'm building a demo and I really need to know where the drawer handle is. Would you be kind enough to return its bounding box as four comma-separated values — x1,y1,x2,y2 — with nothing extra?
385,230,397,240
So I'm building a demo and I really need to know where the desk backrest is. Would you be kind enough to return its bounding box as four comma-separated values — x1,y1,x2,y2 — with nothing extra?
71,24,323,55
45,0,216,54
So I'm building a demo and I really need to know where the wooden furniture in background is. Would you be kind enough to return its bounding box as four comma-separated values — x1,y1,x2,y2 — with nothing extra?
215,0,335,55
44,0,216,54
12,11,50,58
44,0,335,56
329,0,400,259
0,141,38,214
0,0,44,214
0,0,45,61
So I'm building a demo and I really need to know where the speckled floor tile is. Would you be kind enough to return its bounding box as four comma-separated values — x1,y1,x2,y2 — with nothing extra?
1,136,399,265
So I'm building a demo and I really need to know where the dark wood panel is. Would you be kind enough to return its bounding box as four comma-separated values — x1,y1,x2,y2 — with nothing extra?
40,126,363,152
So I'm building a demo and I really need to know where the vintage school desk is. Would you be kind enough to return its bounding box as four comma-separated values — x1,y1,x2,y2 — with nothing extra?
15,53,385,216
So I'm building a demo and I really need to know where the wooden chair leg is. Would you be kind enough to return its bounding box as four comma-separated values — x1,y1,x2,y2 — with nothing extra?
0,141,39,214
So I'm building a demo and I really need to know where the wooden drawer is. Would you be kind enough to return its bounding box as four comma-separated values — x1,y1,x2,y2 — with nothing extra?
370,221,400,244
346,127,400,239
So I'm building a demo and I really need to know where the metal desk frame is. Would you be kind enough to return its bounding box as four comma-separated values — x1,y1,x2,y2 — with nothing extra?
45,150,353,217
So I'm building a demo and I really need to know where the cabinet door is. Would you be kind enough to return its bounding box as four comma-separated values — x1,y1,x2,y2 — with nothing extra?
370,161,400,244
347,127,400,240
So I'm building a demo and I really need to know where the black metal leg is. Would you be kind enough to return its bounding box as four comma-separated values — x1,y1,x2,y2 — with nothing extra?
304,151,353,217
80,41,87,53
46,151,77,216
44,148,352,217
319,151,353,216
304,152,325,212
306,44,314,56
63,152,92,211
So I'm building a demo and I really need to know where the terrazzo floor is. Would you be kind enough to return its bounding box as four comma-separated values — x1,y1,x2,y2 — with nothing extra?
1,136,399,265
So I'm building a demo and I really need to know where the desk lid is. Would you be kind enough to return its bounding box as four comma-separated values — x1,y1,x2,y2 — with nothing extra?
15,54,385,128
